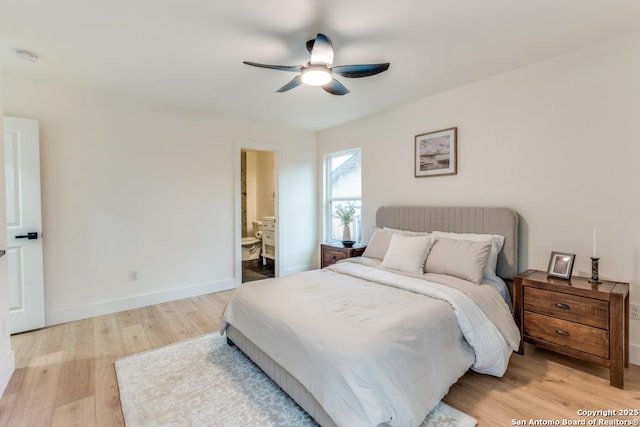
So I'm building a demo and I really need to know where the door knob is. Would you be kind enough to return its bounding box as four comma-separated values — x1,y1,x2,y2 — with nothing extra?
15,232,38,240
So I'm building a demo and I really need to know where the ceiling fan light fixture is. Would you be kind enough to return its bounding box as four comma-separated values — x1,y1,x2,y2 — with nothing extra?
301,64,332,86
243,33,389,95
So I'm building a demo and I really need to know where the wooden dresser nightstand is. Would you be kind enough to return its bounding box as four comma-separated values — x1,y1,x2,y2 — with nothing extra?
513,269,629,388
321,242,366,268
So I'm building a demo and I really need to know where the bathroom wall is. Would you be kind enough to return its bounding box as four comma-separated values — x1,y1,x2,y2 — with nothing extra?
255,151,275,222
244,149,275,235
240,151,248,237
243,150,256,236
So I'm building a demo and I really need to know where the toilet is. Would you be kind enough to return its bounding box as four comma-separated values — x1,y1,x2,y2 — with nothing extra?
242,221,263,261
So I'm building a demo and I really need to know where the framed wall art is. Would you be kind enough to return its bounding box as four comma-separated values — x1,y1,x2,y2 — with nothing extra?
414,127,457,177
547,251,576,279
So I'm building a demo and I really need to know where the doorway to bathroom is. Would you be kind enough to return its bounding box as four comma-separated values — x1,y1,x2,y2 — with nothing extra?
237,144,278,284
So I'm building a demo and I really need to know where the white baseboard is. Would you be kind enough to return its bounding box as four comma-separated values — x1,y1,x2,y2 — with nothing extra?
0,350,15,398
280,265,314,276
45,279,235,327
629,343,640,367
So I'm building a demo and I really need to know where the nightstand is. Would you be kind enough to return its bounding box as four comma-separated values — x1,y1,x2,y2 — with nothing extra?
321,242,366,268
513,269,629,388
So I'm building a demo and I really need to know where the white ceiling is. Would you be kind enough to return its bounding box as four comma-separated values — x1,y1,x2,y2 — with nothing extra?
2,0,640,131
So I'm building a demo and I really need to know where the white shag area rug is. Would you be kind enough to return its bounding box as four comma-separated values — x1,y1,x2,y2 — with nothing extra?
115,334,477,427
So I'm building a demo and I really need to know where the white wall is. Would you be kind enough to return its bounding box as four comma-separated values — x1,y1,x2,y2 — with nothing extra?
318,31,640,360
0,69,15,397
4,75,317,325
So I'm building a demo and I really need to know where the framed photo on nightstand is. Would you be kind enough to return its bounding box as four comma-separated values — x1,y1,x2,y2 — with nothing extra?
547,251,576,279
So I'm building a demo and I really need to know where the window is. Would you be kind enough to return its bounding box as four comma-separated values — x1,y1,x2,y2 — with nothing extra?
325,148,362,242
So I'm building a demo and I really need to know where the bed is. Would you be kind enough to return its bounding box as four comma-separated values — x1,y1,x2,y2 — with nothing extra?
221,206,520,427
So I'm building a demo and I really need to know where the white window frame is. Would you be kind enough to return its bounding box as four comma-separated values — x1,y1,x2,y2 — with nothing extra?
323,148,362,243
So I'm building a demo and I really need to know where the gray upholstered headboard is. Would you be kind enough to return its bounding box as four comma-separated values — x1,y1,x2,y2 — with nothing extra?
376,206,519,279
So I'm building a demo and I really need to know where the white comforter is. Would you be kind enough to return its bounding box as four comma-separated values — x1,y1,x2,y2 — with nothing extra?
220,259,519,427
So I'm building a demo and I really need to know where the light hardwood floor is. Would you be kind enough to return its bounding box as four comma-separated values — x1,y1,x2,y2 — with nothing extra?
0,289,639,426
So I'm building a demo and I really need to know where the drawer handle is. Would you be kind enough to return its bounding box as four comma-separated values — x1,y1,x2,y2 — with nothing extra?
555,329,570,336
331,256,337,260
555,303,570,310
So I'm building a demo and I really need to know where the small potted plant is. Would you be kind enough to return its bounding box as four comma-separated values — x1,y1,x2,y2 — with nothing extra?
334,203,357,247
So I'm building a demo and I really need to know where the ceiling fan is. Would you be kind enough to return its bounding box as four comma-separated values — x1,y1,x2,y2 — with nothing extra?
243,33,390,96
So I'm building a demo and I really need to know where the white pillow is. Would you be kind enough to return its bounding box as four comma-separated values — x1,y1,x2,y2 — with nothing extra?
383,227,430,237
362,228,393,260
432,231,505,280
380,233,434,274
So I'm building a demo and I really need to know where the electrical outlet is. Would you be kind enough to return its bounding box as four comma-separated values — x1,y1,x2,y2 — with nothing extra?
128,270,140,281
631,303,640,320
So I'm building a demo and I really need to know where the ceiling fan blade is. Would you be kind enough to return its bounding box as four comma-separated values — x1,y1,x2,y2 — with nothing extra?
332,63,390,78
310,33,334,66
276,75,304,93
322,78,350,96
243,61,301,72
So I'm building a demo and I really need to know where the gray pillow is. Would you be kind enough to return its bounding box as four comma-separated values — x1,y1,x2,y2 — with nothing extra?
425,238,492,284
362,228,393,260
432,231,505,281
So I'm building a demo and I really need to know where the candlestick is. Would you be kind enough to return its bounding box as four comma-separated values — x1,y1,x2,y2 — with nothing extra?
592,226,597,258
589,257,601,284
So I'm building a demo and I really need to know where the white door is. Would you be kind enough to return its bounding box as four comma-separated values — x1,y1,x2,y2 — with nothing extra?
3,117,45,333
